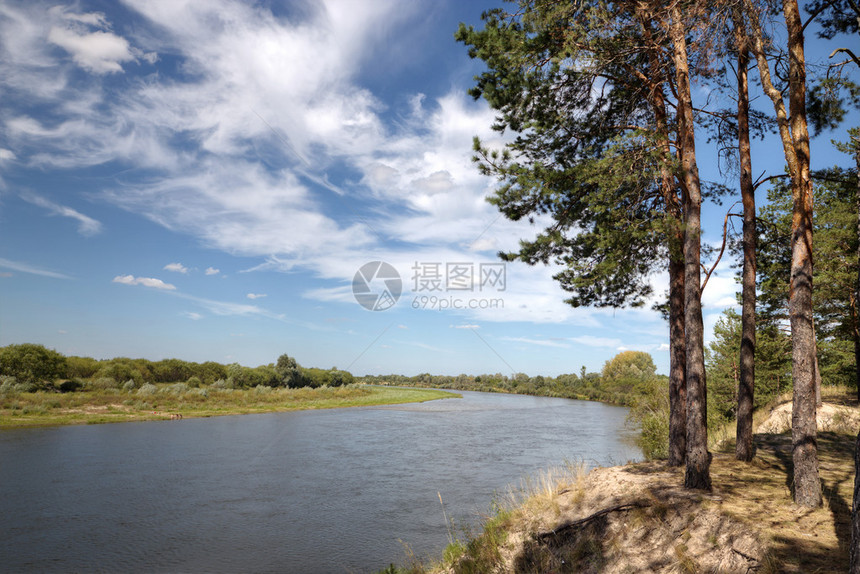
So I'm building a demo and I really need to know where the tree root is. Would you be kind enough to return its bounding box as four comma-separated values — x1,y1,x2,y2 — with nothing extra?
534,501,651,543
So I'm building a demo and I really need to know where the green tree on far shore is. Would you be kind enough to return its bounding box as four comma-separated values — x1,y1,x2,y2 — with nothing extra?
0,343,67,385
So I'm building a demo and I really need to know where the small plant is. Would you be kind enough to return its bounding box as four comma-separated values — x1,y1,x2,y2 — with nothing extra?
13,381,39,393
442,541,466,566
211,378,232,389
122,379,137,392
136,383,158,397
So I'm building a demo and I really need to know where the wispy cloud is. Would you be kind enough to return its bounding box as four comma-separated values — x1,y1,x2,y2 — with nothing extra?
173,292,273,319
20,191,102,236
163,262,188,274
0,257,71,279
182,311,203,320
112,274,176,290
205,267,220,275
501,336,569,348
246,293,267,300
570,335,623,348
451,324,480,329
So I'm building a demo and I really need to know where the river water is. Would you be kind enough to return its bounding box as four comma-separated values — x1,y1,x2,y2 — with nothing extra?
0,390,640,573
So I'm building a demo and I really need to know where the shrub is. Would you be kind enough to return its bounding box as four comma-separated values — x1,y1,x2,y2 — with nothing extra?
13,381,39,393
186,376,202,388
95,361,143,386
254,384,272,395
150,358,193,383
211,378,233,389
87,377,120,390
163,382,189,395
0,375,18,393
122,379,137,392
627,377,670,460
65,355,100,378
58,379,83,393
137,383,158,396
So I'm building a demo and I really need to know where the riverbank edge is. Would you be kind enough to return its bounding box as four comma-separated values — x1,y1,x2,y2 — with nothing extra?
0,385,460,429
387,405,855,574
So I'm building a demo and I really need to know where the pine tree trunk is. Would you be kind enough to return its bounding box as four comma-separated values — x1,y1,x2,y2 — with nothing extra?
851,429,860,573
736,19,756,463
783,0,821,508
855,142,860,402
642,22,687,466
669,243,687,466
670,8,710,490
814,325,822,407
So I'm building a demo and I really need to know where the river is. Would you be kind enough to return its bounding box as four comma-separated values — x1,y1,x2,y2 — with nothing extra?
0,390,641,573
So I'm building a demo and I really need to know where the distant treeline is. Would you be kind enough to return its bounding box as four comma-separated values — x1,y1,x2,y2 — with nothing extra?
359,350,666,408
0,343,353,392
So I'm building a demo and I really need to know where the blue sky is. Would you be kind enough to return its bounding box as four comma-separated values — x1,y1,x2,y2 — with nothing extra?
0,0,856,377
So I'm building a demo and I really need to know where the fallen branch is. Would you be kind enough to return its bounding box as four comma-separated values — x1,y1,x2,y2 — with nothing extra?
534,501,650,542
731,547,760,563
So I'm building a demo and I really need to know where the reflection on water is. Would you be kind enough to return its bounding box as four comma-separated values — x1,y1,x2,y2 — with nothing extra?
0,390,640,573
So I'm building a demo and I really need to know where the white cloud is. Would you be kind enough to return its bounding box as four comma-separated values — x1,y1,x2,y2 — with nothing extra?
47,26,134,74
451,324,480,329
246,293,267,300
182,311,202,320
0,257,71,279
205,267,220,275
45,6,140,74
112,274,176,290
20,191,102,236
164,262,188,274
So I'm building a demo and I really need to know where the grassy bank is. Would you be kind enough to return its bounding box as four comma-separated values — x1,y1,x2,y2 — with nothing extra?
0,385,458,428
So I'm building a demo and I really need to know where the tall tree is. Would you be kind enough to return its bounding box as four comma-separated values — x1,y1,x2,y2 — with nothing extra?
732,10,757,462
456,0,693,468
668,3,711,490
743,0,821,507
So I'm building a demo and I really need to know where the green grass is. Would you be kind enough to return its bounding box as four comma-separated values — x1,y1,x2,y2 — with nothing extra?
0,384,459,428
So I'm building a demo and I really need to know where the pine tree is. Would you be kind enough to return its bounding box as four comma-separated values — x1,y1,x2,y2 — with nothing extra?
457,0,731,487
